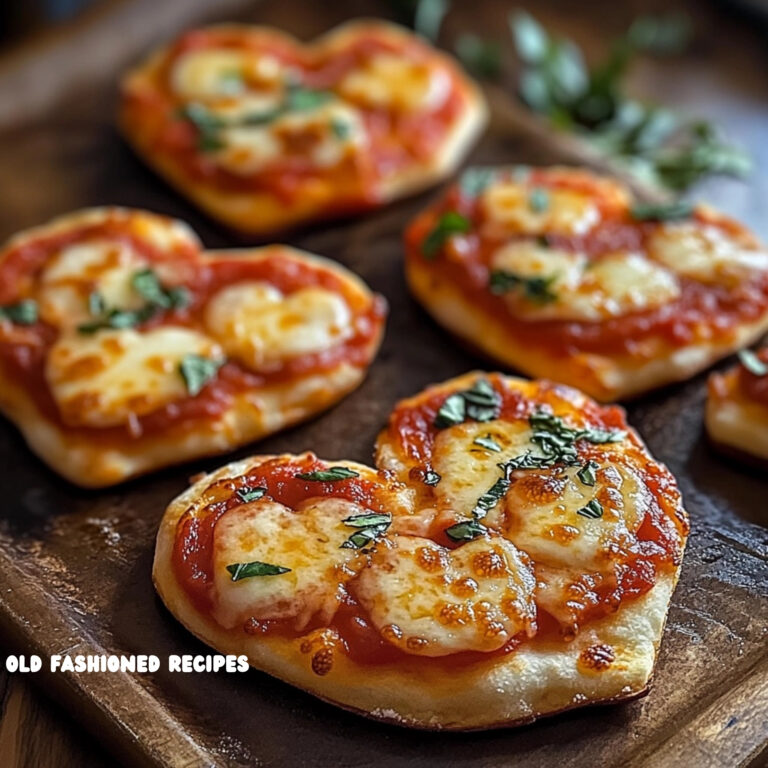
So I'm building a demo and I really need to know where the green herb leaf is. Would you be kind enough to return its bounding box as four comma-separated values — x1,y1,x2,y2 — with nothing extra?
433,393,467,429
413,0,449,42
296,466,360,482
132,268,190,310
0,300,38,325
489,270,558,304
227,561,291,581
577,499,604,519
473,434,501,452
179,354,224,396
510,10,550,64
459,167,496,198
455,34,502,79
237,486,267,503
528,187,550,212
331,118,351,140
342,512,392,529
739,349,768,377
434,378,501,429
472,475,510,519
284,84,334,112
423,469,441,486
88,292,106,317
445,519,487,542
630,200,694,221
422,211,471,259
577,460,599,487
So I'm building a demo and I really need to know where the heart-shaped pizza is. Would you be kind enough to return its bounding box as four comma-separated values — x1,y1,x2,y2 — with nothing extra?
0,208,385,487
119,21,487,236
707,346,768,466
154,372,688,730
404,165,768,401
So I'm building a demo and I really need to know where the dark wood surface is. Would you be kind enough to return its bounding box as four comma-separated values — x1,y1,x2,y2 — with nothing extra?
0,1,767,766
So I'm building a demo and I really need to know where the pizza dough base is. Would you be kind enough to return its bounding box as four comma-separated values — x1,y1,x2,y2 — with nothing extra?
406,256,768,402
119,21,489,236
153,452,682,730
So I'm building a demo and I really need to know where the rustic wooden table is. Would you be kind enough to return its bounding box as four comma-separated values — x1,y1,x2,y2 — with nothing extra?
0,0,767,766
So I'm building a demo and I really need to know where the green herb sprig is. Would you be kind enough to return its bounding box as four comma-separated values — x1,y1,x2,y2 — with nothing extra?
489,270,558,305
340,512,392,550
0,300,38,325
422,211,471,259
227,561,291,581
434,378,501,429
296,466,360,482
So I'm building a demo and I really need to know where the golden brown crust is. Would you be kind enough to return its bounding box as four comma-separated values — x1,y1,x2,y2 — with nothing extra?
153,374,688,730
119,20,488,236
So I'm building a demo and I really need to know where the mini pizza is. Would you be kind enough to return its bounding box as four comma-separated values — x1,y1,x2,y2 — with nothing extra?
119,21,487,236
154,372,688,730
404,166,768,401
706,348,768,465
0,207,385,487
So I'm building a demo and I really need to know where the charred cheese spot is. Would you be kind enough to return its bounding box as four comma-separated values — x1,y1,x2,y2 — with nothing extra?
214,101,367,175
578,642,615,672
337,53,450,112
38,240,147,328
649,222,768,287
170,48,285,100
481,181,600,237
355,534,536,656
45,327,221,428
204,281,353,370
486,464,649,571
490,242,680,321
212,497,367,631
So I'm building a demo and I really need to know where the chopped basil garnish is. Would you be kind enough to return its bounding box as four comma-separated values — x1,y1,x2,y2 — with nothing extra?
296,466,360,482
434,378,501,429
577,499,604,519
0,300,38,325
132,269,190,311
424,469,441,486
577,460,599,487
340,512,391,550
459,167,497,198
472,476,510,519
739,349,768,377
445,519,488,542
630,200,693,221
179,354,224,396
285,84,333,112
237,486,267,503
227,561,291,581
455,34,502,79
422,211,471,259
78,269,189,334
528,187,550,212
331,118,351,140
473,434,501,452
489,270,558,304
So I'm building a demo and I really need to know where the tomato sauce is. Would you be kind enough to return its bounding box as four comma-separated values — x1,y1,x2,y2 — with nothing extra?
128,27,469,200
0,221,385,440
406,175,768,357
172,379,687,668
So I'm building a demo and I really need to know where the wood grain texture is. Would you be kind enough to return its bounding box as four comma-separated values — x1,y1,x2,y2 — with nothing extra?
0,1,766,767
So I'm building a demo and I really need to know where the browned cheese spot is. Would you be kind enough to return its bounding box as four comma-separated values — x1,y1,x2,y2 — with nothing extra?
578,643,615,672
471,549,506,578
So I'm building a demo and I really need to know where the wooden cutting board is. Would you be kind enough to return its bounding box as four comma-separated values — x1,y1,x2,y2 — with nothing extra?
0,1,766,766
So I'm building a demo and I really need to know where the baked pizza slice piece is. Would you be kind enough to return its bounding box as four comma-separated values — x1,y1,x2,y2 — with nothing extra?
706,347,768,466
0,208,385,486
119,21,487,236
154,372,688,730
404,166,768,401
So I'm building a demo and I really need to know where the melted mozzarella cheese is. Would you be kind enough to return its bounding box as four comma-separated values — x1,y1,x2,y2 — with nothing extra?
204,281,353,370
355,534,536,656
490,243,680,321
430,419,541,518
46,327,222,428
481,182,600,236
337,53,450,112
38,240,148,328
214,101,367,175
212,497,365,630
484,464,648,571
171,48,285,100
649,222,768,287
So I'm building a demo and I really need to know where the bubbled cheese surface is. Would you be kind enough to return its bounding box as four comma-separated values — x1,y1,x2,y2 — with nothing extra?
204,281,354,370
